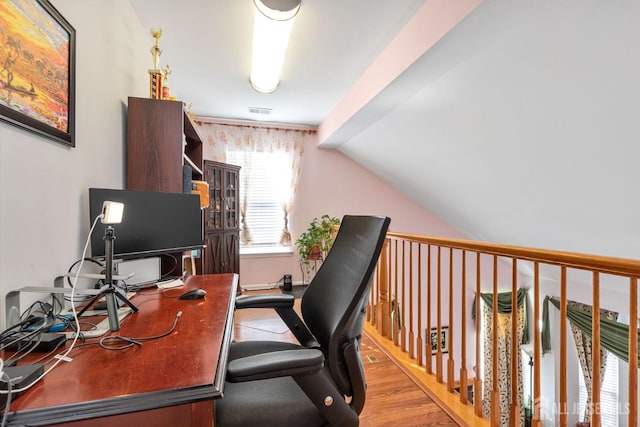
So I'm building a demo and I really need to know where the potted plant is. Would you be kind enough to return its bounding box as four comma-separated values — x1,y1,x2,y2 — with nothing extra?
295,215,341,283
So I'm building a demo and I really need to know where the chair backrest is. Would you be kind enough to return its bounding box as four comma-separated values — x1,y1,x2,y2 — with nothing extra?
300,215,390,398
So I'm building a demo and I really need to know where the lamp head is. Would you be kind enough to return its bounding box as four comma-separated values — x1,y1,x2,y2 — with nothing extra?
100,201,124,224
254,0,301,21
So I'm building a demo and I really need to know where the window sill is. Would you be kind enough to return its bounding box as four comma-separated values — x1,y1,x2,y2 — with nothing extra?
240,246,294,258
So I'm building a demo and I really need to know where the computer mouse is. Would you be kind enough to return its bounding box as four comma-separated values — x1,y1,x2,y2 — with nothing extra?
179,288,207,300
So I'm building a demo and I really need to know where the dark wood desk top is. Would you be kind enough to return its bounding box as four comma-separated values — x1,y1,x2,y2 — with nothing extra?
4,274,237,426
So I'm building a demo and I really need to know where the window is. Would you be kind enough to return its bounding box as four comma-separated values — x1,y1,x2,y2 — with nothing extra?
195,122,307,252
578,353,619,426
226,150,286,248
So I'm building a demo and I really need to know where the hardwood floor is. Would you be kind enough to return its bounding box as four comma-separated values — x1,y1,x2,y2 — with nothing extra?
234,290,458,427
358,334,458,426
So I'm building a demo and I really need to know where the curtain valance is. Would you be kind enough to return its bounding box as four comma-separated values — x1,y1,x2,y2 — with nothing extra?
542,296,638,363
472,288,529,344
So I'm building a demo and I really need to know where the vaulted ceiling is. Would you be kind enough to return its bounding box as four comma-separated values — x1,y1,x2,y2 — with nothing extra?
130,0,640,260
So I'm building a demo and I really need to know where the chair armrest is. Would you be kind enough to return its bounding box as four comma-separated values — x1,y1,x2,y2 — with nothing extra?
235,294,295,310
227,349,324,383
235,293,318,348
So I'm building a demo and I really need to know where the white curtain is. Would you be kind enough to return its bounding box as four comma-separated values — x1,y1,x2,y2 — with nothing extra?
196,121,307,246
481,298,526,427
258,128,305,246
567,300,618,424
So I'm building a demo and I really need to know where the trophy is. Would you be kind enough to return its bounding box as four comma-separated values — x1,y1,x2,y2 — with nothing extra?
148,28,163,99
161,65,171,100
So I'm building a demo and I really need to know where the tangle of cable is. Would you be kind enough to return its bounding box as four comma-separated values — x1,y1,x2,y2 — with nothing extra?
0,214,102,396
98,310,182,350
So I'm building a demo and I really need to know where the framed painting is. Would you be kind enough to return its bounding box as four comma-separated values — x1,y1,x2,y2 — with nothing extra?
429,326,449,355
0,0,76,147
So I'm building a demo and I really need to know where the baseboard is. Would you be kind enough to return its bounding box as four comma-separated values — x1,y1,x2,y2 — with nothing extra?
241,281,305,291
241,283,278,291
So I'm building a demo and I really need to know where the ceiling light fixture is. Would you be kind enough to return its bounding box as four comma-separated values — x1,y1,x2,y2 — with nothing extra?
250,0,301,94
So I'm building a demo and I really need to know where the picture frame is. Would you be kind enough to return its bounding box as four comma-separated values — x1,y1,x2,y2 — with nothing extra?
429,326,449,355
0,0,76,147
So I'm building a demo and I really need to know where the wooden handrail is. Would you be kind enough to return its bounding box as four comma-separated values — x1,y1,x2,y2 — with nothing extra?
388,231,640,277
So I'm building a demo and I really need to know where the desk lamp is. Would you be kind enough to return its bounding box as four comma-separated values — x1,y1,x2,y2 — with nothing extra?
78,201,139,331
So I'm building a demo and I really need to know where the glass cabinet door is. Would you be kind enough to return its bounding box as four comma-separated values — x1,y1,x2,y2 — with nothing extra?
225,170,237,228
206,166,222,231
205,161,239,232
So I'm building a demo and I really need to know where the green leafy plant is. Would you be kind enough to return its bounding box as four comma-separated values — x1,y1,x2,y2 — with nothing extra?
296,215,341,260
295,215,341,283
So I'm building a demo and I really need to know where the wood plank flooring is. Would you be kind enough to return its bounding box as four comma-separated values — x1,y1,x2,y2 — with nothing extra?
234,290,458,427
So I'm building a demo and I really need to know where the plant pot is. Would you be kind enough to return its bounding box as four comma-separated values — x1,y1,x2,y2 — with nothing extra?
305,244,322,261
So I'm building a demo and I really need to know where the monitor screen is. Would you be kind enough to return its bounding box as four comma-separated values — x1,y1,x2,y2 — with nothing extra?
89,188,203,259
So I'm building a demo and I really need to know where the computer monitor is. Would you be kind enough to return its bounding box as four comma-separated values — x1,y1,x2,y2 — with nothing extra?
89,188,203,259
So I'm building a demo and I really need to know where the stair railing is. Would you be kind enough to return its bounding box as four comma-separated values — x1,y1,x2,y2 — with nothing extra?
367,232,640,427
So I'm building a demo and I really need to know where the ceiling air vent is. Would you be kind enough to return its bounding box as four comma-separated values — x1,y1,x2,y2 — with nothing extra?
248,106,272,115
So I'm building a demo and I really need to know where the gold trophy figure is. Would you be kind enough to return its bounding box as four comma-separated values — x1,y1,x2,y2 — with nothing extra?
148,28,164,99
150,28,163,70
162,65,172,100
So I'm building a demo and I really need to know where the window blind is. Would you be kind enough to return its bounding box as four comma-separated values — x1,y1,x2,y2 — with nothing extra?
578,354,619,426
227,151,282,247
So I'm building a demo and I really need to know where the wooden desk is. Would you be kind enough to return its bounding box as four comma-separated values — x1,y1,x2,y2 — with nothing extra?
3,274,237,427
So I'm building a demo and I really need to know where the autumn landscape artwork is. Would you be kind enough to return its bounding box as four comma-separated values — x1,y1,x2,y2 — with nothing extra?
0,0,73,144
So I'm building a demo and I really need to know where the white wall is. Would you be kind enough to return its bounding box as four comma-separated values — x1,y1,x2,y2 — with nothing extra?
339,1,640,260
0,0,149,326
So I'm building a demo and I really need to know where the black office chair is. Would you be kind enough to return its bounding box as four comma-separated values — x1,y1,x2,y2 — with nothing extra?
216,215,390,427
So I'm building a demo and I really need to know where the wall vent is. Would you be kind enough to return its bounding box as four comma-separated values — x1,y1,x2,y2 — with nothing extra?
248,106,272,115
